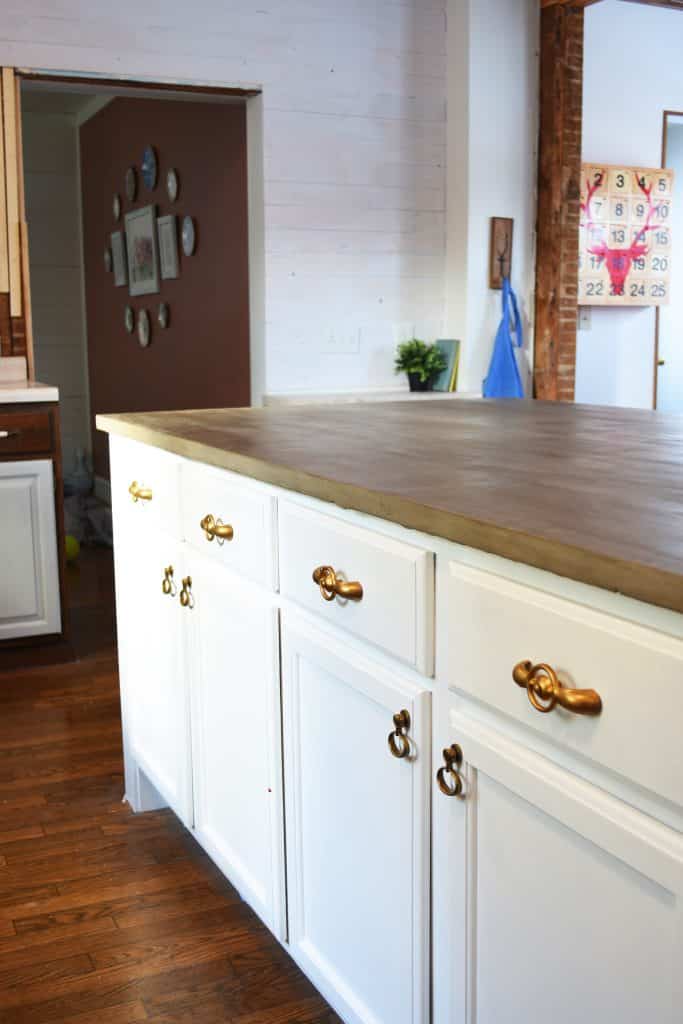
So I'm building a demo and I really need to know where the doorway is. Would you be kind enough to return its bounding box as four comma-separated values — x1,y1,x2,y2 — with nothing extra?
656,111,683,411
20,74,259,489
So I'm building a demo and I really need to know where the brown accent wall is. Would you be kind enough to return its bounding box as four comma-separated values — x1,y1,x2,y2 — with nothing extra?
80,97,250,478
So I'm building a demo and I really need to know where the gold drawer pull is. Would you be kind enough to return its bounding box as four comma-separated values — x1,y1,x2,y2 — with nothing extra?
129,480,152,502
513,661,602,716
200,514,234,543
161,566,176,596
179,576,194,609
312,565,363,602
388,709,411,759
437,744,464,797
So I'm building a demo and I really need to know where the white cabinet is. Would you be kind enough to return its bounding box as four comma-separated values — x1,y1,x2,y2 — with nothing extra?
432,704,683,1024
0,459,60,639
281,614,431,1024
188,553,286,938
113,526,193,827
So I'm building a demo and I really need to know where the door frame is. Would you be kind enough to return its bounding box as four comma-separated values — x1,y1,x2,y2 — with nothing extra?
15,67,266,407
653,108,683,409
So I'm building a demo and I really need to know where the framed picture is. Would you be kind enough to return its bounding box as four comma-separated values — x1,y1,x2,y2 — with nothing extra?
157,215,179,280
124,205,160,296
111,231,128,287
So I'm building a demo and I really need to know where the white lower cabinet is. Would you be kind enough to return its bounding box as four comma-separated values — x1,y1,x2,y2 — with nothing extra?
433,703,683,1024
113,527,193,827
0,459,61,639
107,435,683,1024
187,553,286,938
281,614,431,1024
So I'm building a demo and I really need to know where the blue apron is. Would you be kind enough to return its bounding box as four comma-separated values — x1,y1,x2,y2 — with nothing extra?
482,277,524,399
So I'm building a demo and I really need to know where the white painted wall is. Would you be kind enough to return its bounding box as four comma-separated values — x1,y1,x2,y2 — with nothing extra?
22,109,89,473
446,0,538,395
0,1,449,399
5,1,540,401
578,0,683,409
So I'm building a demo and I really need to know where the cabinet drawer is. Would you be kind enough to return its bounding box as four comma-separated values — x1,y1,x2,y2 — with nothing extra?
180,462,277,589
279,502,434,673
0,408,53,455
109,435,181,538
446,561,683,808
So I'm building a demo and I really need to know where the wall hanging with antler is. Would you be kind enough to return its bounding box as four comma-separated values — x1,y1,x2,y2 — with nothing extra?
579,163,674,306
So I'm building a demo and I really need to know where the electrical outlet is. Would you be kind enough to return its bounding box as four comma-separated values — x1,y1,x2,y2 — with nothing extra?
578,308,591,331
325,329,361,355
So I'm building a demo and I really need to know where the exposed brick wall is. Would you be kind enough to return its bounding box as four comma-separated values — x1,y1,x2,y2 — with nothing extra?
534,4,584,401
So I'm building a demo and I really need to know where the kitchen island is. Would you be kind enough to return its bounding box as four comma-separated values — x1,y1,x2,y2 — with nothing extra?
99,400,683,1024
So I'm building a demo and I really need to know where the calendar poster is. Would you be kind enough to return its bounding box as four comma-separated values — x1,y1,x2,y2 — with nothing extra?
579,164,674,306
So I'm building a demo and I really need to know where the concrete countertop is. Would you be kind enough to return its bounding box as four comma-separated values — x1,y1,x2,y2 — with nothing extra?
97,399,683,615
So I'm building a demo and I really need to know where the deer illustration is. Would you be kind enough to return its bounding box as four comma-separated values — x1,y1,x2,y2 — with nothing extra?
580,173,662,296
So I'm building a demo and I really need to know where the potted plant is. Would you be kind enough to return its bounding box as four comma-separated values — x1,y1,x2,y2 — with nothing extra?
394,338,447,392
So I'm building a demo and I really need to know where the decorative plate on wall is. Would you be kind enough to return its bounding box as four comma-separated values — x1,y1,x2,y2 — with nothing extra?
141,145,158,191
158,302,169,329
113,194,121,220
124,305,135,333
125,167,137,202
181,216,196,256
166,168,179,202
104,247,112,272
137,308,151,347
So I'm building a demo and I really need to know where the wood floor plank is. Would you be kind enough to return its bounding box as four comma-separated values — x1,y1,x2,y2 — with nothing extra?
0,547,341,1024
58,1000,149,1024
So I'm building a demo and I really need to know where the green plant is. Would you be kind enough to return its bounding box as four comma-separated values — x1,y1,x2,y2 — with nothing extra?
394,338,447,383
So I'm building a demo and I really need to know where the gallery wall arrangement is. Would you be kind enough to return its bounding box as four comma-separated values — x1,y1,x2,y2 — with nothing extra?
103,142,197,347
80,97,251,479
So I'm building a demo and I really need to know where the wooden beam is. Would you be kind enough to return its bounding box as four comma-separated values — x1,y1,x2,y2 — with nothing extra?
541,1,602,8
620,0,683,9
534,3,585,401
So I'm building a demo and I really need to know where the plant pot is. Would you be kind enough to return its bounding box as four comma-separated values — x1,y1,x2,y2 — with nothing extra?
408,373,432,392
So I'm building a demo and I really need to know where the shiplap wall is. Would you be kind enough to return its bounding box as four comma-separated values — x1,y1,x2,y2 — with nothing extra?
1,1,448,398
22,110,89,472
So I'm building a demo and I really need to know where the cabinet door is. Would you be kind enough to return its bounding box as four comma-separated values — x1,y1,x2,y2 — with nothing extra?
112,523,192,826
188,554,285,939
281,614,431,1024
433,705,683,1024
0,459,60,639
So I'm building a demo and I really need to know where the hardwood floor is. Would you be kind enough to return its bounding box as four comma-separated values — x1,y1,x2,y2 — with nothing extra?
0,545,341,1024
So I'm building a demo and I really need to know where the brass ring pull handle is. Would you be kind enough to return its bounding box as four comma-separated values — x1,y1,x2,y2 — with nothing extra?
312,565,363,602
161,566,176,597
129,480,152,503
512,661,602,716
436,744,464,797
388,709,411,759
200,514,234,544
179,576,194,609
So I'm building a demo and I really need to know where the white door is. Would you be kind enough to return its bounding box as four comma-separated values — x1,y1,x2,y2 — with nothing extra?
0,459,60,639
281,613,431,1024
657,114,683,410
433,704,683,1024
113,525,193,826
188,552,286,939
